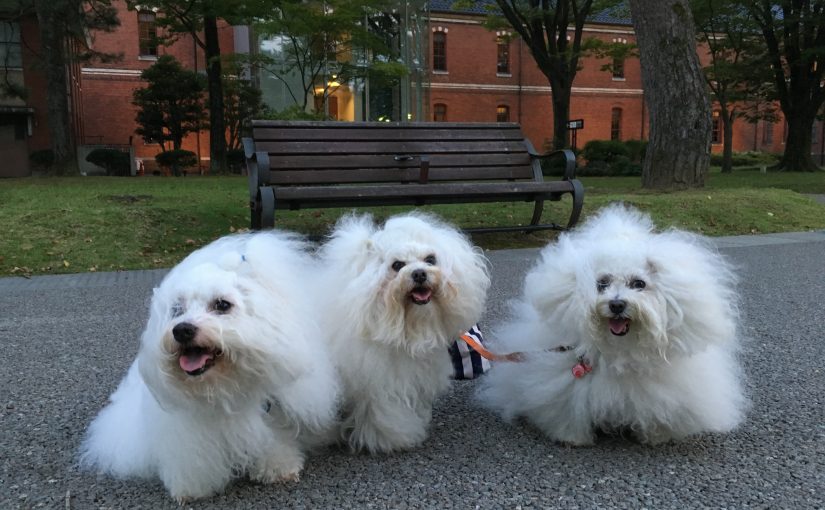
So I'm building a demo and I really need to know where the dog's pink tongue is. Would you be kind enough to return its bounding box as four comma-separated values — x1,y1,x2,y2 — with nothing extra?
609,318,629,335
179,352,212,372
412,288,432,301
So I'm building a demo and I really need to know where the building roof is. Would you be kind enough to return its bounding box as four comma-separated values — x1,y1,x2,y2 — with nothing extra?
428,0,633,26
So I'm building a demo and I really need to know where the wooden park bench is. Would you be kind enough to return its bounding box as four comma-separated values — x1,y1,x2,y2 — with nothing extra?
242,121,584,233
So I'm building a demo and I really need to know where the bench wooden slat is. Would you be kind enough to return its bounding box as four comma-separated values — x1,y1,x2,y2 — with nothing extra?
268,153,532,170
252,127,526,142
277,181,574,201
254,140,529,155
267,166,536,185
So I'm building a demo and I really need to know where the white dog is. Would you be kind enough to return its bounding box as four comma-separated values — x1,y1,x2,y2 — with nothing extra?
478,204,747,445
317,212,490,453
79,232,340,501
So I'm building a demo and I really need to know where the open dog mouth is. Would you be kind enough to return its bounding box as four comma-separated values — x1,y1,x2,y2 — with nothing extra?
178,346,222,376
609,317,630,336
409,286,433,305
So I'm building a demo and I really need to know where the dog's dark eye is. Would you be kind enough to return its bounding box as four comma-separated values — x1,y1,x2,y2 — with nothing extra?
630,279,646,290
171,302,184,318
596,276,611,292
424,254,437,265
213,299,233,313
391,260,406,272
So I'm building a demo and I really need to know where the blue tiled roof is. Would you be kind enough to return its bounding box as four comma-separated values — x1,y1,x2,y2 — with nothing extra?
428,0,633,26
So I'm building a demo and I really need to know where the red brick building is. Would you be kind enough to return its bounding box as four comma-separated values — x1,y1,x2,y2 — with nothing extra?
426,2,795,157
2,2,822,177
0,0,240,176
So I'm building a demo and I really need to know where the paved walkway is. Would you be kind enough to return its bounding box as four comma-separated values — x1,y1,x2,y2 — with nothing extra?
1,232,824,508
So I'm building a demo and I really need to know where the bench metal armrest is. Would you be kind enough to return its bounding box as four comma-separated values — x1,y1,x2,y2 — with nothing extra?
528,147,577,181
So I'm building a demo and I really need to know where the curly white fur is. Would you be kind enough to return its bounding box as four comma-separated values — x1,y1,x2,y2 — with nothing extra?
317,212,490,453
79,232,340,501
478,204,747,445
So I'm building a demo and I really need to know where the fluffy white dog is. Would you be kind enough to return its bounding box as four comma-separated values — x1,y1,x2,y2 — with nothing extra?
317,212,490,453
478,204,747,445
79,232,340,502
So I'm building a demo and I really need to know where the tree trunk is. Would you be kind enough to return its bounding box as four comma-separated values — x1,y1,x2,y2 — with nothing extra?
780,110,819,172
550,83,571,150
204,16,226,174
721,107,733,174
34,2,75,175
628,0,710,189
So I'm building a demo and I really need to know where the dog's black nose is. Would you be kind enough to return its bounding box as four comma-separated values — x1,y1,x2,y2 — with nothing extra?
609,299,626,315
411,269,428,284
172,322,197,344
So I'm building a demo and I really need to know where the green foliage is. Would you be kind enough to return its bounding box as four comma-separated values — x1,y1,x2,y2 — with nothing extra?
576,140,644,176
223,61,268,150
133,55,206,151
155,149,198,175
710,151,780,168
226,148,246,174
261,104,328,121
582,140,630,163
29,149,55,171
86,148,131,176
252,0,405,112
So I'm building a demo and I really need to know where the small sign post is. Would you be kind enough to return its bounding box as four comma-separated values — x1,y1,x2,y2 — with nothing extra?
567,119,584,150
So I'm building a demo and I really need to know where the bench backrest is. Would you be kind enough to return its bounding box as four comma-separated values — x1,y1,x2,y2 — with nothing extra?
249,120,539,185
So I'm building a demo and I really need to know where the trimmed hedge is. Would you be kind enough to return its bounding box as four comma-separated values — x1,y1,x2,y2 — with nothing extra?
156,149,198,176
86,148,131,176
710,151,780,168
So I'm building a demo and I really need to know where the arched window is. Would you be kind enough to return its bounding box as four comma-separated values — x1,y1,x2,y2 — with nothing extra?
433,32,447,72
496,105,510,122
611,107,622,141
433,103,447,122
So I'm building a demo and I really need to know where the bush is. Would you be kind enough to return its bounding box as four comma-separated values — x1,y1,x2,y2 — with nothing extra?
86,148,131,176
581,140,629,163
262,104,327,121
30,149,55,171
710,151,780,168
155,149,198,176
226,148,246,174
623,139,647,163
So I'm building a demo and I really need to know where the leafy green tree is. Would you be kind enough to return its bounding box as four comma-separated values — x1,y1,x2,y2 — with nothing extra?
692,0,775,173
471,0,625,150
744,1,825,171
133,55,206,176
127,0,253,173
222,62,267,150
252,0,405,115
4,0,120,174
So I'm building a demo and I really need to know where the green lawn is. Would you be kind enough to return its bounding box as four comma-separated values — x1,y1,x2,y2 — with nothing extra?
1,169,823,276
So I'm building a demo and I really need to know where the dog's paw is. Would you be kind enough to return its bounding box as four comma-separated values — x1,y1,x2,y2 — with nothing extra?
251,453,304,485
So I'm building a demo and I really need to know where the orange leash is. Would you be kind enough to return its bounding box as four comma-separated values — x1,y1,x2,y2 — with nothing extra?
459,333,525,362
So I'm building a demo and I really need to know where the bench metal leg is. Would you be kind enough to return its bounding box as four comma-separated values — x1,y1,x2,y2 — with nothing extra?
260,187,276,229
566,179,585,229
251,196,262,230
529,199,544,229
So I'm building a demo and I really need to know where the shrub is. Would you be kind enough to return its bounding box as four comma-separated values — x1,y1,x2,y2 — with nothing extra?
710,151,780,168
581,140,629,163
623,139,647,163
226,148,246,174
155,149,198,176
262,104,327,121
86,148,131,176
30,149,55,171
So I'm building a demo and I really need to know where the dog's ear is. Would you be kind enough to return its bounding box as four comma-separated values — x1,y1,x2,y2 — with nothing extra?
320,213,378,275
